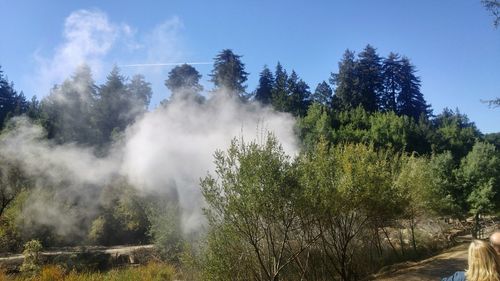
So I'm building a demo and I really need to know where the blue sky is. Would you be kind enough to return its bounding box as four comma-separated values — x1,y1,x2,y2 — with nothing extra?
1,0,499,133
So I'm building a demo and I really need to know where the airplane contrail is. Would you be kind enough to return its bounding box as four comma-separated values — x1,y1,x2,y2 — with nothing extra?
119,62,212,67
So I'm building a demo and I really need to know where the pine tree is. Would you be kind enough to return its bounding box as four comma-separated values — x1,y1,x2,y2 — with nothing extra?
312,81,333,107
271,62,289,112
26,95,42,121
287,70,311,117
397,57,430,120
356,45,383,112
165,64,203,101
40,64,99,145
0,66,28,129
128,74,153,110
330,50,360,111
95,66,131,143
482,0,500,27
381,52,401,112
209,49,248,98
254,65,274,105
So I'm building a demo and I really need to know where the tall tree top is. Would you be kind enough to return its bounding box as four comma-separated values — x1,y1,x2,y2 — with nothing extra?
312,81,333,106
209,49,249,97
356,44,383,112
165,64,203,94
330,49,360,111
254,65,274,105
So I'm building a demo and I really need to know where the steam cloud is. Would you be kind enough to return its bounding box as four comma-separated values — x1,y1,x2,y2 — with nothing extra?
122,95,298,232
3,8,299,239
0,94,298,235
32,9,184,97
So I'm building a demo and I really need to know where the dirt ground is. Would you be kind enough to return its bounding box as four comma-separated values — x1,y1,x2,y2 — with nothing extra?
374,243,468,281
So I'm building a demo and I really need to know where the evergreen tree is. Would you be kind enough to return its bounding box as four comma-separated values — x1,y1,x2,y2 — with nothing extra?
209,49,248,98
40,64,98,145
312,81,333,107
95,66,131,143
254,65,274,105
356,45,383,112
271,62,289,112
287,70,311,117
330,50,360,111
0,66,28,129
26,95,42,121
128,74,152,110
165,64,203,101
482,0,500,27
380,52,401,112
397,57,430,120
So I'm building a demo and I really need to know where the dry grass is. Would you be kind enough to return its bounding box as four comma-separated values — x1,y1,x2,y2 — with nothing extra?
0,262,177,281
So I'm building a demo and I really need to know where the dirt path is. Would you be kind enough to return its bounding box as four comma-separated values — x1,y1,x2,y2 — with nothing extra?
374,243,468,281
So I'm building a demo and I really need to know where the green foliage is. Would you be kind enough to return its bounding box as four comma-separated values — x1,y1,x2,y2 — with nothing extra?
165,64,204,102
201,134,436,280
286,70,311,117
308,107,432,154
368,111,413,151
0,66,29,130
381,52,401,112
329,46,429,119
127,74,153,110
0,159,28,219
484,132,500,150
270,62,289,112
88,183,149,246
330,49,360,111
394,155,434,253
299,142,407,279
0,190,28,252
432,108,482,160
39,66,152,148
356,45,383,112
425,152,462,216
210,49,249,97
87,216,106,244
311,80,333,107
201,134,308,280
95,66,150,145
297,102,333,150
396,57,429,120
146,197,183,262
458,141,500,215
254,65,274,105
20,239,43,274
39,65,99,145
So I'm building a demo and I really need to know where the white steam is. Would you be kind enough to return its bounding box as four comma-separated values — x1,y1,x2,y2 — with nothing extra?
0,95,298,235
34,9,124,93
32,9,184,98
121,95,298,232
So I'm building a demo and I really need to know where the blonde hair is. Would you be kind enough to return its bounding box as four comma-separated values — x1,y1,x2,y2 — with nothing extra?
466,240,500,281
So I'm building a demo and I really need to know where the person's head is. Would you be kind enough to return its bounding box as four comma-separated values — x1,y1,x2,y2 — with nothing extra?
491,231,500,256
466,240,500,281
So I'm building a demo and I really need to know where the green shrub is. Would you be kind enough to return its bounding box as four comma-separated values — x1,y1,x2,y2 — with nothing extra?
20,239,43,275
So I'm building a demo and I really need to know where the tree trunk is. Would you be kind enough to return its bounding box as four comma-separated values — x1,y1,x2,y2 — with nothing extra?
398,228,405,257
410,219,417,255
472,213,480,239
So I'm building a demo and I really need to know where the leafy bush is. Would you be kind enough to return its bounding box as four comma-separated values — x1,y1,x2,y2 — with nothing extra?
20,239,43,275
